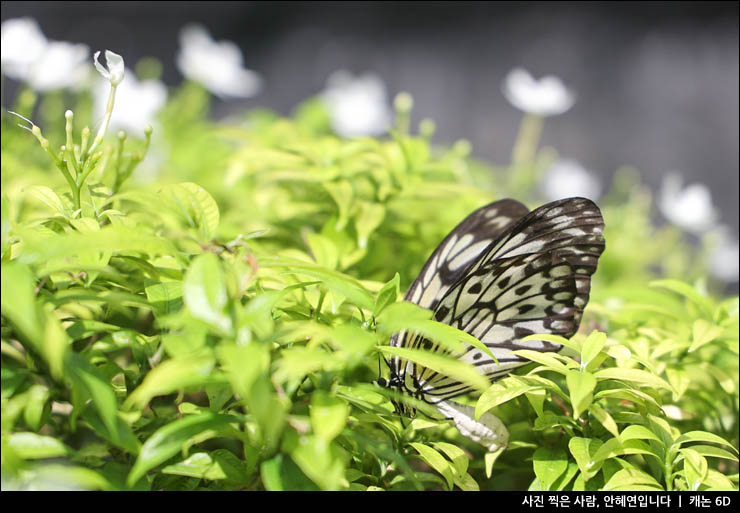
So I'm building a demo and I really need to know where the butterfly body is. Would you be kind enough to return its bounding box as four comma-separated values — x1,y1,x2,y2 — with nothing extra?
379,197,605,444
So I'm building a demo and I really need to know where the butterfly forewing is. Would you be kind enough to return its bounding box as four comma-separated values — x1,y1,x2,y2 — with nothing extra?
403,199,530,311
393,197,605,404
388,199,530,380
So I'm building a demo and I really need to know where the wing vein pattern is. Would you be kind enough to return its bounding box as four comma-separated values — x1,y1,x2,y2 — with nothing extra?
388,197,605,405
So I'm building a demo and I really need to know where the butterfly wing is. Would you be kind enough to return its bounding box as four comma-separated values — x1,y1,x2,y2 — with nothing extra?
403,199,530,311
409,197,605,402
388,199,530,379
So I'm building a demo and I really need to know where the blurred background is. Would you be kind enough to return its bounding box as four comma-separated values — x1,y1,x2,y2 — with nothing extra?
2,1,738,245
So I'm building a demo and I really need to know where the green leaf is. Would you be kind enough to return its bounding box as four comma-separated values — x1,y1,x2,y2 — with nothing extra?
568,437,604,481
689,319,723,352
553,461,579,491
432,441,469,476
275,347,341,384
305,233,339,269
127,412,239,486
26,185,69,217
580,331,607,369
429,442,478,490
532,447,568,491
260,454,320,491
1,262,43,348
674,431,738,453
183,253,232,334
23,384,50,431
379,301,495,361
21,464,113,490
476,376,537,420
484,446,506,478
512,349,573,372
124,348,216,410
355,201,385,249
17,225,175,266
593,367,673,391
205,382,232,411
680,446,739,463
410,443,454,490
1,194,11,259
290,436,346,491
379,346,489,394
602,467,663,491
145,282,184,318
376,300,432,324
589,403,619,437
41,307,69,381
620,425,662,443
566,370,596,419
7,432,71,459
591,438,660,464
79,406,141,455
162,182,220,240
525,389,546,418
66,353,120,442
665,368,690,400
323,180,353,231
310,392,349,442
162,450,250,483
373,272,400,318
650,279,713,316
268,260,374,311
682,448,708,491
702,469,737,491
521,333,579,353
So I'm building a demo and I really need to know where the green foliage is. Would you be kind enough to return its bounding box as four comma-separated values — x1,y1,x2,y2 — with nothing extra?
1,87,737,491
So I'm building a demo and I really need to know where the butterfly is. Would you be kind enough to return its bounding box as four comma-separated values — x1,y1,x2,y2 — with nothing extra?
376,197,605,450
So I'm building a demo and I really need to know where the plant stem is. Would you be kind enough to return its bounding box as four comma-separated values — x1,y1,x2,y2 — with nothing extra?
87,83,117,157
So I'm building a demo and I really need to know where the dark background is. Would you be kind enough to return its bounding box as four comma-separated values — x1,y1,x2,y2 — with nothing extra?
2,1,738,237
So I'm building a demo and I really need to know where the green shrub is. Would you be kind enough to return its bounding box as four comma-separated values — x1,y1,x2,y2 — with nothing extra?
1,75,737,491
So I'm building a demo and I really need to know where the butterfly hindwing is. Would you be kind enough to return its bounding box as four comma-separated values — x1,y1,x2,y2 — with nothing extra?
402,197,605,403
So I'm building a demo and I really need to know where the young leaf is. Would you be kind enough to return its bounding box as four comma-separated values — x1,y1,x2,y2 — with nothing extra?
532,447,568,491
310,392,349,442
183,253,232,334
374,272,400,318
566,370,596,419
127,412,239,486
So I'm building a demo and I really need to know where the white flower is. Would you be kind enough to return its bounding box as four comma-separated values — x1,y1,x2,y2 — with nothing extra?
322,70,392,137
502,68,575,117
94,50,124,86
176,24,261,98
1,17,89,91
542,159,601,201
709,229,739,283
94,68,167,134
659,173,718,235
1,17,47,80
27,41,90,91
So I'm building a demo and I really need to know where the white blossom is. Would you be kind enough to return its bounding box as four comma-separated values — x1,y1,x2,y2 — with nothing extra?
502,68,575,117
709,229,739,283
94,50,124,86
94,68,167,134
176,24,261,98
542,159,602,201
322,70,392,137
1,17,89,91
1,17,47,80
659,173,718,235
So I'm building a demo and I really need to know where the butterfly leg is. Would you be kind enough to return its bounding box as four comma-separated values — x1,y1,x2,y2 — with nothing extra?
435,400,509,452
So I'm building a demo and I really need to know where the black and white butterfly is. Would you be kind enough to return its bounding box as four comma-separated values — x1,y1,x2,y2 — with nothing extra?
376,197,605,450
